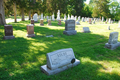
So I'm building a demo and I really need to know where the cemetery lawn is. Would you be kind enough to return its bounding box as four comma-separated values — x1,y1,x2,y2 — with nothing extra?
0,20,120,80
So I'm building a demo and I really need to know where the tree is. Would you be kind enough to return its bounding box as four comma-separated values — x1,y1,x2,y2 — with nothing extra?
0,0,6,25
92,0,110,18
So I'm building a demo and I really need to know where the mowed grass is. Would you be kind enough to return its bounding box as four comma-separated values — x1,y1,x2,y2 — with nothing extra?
0,19,120,80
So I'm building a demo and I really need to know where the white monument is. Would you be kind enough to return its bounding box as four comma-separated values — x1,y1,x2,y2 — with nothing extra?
57,10,60,20
33,13,38,22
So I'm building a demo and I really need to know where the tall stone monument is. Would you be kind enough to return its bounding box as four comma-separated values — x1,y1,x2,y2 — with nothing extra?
57,10,60,20
33,13,38,22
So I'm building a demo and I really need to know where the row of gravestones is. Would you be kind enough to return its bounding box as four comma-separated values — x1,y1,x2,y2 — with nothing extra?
3,20,120,75
31,19,61,26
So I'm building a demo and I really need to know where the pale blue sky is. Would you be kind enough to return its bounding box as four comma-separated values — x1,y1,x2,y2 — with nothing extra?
85,0,120,4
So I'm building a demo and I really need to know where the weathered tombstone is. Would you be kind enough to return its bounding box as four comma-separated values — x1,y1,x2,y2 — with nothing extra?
82,17,85,22
41,48,80,75
58,20,62,25
108,26,110,30
82,27,91,33
109,18,111,24
52,13,55,21
63,20,77,35
41,13,43,19
33,13,38,22
105,21,107,24
105,32,120,50
26,24,35,37
48,19,52,26
102,17,104,22
4,25,15,40
76,17,80,25
40,19,44,26
31,19,34,25
89,18,92,24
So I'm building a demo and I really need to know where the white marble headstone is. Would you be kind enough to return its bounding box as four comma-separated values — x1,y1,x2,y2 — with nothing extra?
33,13,38,22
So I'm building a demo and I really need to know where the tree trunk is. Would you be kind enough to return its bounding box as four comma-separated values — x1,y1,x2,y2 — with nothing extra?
13,2,17,22
21,8,25,21
0,0,6,25
29,10,31,20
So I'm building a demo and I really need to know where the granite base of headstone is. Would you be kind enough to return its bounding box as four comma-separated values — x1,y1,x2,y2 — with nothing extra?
4,25,15,40
48,19,52,26
63,20,77,35
40,19,44,26
41,48,80,75
26,24,35,37
58,20,62,25
105,32,120,50
82,27,91,33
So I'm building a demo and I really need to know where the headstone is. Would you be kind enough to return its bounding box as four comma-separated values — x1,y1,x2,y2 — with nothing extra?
57,10,60,20
68,14,70,20
105,21,107,24
33,13,38,22
48,19,52,26
89,18,92,24
63,20,77,35
26,24,35,37
41,13,43,19
4,25,15,40
82,27,91,33
76,20,80,25
102,17,104,22
93,21,95,24
58,20,62,25
82,17,85,22
109,18,111,24
31,19,34,25
52,13,55,21
41,48,80,75
105,32,120,50
78,16,80,21
46,16,49,22
108,26,110,30
40,19,44,26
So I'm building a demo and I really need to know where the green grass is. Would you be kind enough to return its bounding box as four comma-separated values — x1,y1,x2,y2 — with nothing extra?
0,20,120,80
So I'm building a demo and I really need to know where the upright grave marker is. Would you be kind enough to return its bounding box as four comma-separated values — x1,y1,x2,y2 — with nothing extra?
48,19,52,26
33,13,38,22
105,32,120,50
31,19,34,25
26,24,35,37
82,27,91,33
41,48,80,75
4,25,15,40
63,20,77,35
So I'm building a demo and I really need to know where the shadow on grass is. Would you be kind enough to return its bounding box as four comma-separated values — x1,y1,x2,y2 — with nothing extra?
0,21,120,80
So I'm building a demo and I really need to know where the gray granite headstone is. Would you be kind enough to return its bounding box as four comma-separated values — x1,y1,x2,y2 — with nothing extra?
63,20,77,35
105,32,120,50
82,27,91,33
41,48,80,75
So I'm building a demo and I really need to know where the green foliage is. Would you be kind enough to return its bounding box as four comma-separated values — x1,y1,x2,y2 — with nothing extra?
92,0,110,18
0,19,120,79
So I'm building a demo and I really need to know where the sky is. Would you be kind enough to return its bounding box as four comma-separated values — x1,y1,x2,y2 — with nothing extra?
85,0,120,4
